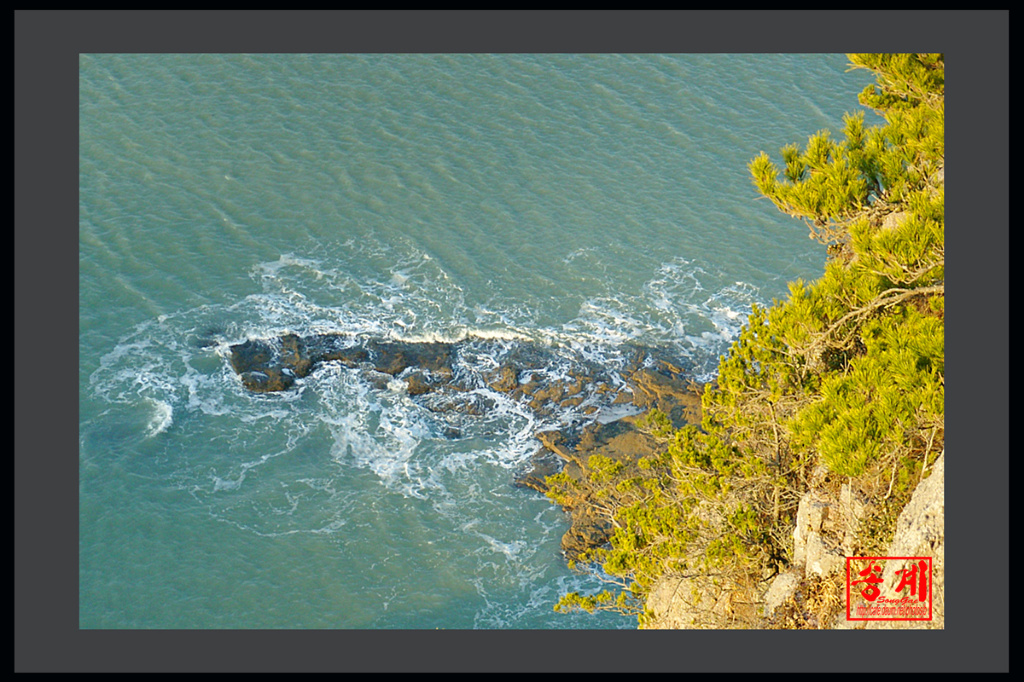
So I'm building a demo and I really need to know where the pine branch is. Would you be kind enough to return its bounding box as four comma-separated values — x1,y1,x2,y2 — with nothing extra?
804,284,944,360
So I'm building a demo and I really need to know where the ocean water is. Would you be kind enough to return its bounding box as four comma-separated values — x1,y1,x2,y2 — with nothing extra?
79,53,876,629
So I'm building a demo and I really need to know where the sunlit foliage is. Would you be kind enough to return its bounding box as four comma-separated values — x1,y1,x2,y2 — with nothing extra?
549,54,944,625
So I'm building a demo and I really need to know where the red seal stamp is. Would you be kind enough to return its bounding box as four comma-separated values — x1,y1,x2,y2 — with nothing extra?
846,556,933,621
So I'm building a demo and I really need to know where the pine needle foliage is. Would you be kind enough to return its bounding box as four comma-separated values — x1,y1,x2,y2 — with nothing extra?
548,54,944,625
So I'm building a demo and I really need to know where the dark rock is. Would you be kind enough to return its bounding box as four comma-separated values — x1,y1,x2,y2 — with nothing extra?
516,375,543,402
424,392,496,416
527,383,567,410
229,338,274,375
535,429,581,466
279,333,314,377
625,365,702,428
577,418,656,462
362,370,393,391
229,334,458,394
229,337,307,393
314,336,369,367
366,340,455,377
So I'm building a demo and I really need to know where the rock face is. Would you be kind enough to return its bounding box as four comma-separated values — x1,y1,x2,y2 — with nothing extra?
790,483,859,580
228,332,703,559
644,453,945,630
644,572,760,630
758,453,944,630
864,451,944,630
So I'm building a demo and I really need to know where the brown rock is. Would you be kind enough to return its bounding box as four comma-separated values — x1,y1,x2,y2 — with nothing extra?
486,364,519,393
279,333,314,377
535,429,581,466
405,371,436,396
238,367,295,393
561,509,613,560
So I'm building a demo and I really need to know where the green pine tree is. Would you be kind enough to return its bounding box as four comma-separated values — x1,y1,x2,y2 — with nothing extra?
547,54,944,626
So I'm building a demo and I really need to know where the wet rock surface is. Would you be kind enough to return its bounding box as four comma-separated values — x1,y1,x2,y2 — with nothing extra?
228,332,703,559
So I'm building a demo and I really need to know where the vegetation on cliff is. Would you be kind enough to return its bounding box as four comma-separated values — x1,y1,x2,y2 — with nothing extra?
547,54,945,625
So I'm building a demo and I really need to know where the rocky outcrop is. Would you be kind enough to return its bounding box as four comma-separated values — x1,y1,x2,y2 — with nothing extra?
754,478,870,630
228,332,703,561
645,575,726,630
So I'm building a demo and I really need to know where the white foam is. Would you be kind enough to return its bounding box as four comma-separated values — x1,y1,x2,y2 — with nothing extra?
478,534,527,561
390,327,535,345
89,243,773,534
594,403,643,425
212,475,243,492
145,398,173,437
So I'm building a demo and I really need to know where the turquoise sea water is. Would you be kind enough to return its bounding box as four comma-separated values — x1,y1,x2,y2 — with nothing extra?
79,53,877,629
